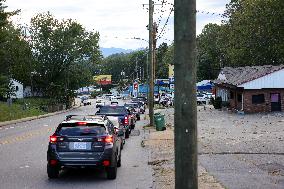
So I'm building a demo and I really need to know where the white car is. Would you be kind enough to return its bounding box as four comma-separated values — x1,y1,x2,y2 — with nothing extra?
83,99,91,106
95,99,105,108
196,94,208,105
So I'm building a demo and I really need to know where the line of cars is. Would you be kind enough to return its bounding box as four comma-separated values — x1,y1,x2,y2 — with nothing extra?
46,96,147,180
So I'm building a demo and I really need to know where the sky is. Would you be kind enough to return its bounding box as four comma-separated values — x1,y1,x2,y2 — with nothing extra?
6,0,230,50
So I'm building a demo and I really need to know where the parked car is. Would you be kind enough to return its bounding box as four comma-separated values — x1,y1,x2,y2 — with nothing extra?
154,94,160,104
96,99,106,108
82,98,91,106
197,93,208,105
47,115,122,179
107,116,125,149
159,97,173,107
95,105,134,138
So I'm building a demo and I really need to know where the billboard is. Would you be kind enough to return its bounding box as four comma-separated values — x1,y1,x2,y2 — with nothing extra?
93,75,112,85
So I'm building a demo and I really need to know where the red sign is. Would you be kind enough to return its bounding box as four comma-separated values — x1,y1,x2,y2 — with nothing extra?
134,83,138,90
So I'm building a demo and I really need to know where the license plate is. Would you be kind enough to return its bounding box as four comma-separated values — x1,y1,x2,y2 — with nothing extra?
73,142,87,150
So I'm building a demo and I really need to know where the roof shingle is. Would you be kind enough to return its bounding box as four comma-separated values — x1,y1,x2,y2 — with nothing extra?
214,65,284,86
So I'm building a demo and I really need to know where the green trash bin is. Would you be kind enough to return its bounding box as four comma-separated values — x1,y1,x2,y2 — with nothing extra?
154,113,166,131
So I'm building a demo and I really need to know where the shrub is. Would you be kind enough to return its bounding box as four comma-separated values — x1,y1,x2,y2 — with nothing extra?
91,91,102,99
213,96,222,109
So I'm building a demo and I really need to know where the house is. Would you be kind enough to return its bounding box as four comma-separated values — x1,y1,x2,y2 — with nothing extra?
214,65,284,113
10,79,24,99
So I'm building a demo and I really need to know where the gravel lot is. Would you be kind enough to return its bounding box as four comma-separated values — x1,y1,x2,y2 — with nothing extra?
144,106,284,189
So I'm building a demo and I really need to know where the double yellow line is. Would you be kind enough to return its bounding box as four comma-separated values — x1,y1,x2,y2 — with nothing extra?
0,127,53,146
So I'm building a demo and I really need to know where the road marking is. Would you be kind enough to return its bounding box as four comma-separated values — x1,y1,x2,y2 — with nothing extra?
0,128,53,146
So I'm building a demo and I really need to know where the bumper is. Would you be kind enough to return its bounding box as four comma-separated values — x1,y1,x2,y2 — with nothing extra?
47,148,114,168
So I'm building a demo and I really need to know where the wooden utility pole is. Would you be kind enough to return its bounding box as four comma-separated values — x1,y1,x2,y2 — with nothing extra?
174,0,198,188
153,22,157,82
148,0,154,127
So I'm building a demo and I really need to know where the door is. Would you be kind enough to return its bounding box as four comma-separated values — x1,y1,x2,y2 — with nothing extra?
271,93,281,111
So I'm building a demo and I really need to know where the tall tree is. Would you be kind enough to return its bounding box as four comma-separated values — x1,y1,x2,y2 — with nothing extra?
155,42,168,79
223,0,284,66
29,12,102,103
0,0,23,99
197,24,226,81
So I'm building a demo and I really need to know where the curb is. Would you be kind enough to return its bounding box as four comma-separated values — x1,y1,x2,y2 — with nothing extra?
0,105,81,127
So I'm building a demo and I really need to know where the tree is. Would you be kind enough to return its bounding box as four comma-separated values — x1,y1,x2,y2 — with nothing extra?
29,12,102,104
155,43,168,79
0,0,24,99
197,24,226,81
101,49,148,84
194,0,284,81
223,0,284,66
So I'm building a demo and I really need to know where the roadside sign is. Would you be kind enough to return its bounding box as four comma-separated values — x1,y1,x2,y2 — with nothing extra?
169,77,174,83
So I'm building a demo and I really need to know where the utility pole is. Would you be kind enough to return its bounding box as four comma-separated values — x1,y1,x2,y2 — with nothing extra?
174,0,198,188
148,0,154,127
135,57,139,79
153,22,157,82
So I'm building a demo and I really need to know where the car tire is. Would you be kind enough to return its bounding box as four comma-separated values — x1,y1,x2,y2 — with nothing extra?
120,141,124,150
137,116,140,121
106,159,117,180
131,124,135,130
125,129,130,139
117,153,121,167
47,164,59,179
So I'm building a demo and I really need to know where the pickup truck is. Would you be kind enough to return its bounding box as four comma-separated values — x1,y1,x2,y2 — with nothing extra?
95,105,135,138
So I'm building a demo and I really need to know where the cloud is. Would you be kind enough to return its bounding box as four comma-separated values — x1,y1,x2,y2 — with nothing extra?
6,0,230,49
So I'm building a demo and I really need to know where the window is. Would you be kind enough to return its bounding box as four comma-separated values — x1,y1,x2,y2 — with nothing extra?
15,86,19,91
237,94,242,102
252,94,265,104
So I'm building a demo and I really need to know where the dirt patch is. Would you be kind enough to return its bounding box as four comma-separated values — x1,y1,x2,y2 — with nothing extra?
144,128,224,189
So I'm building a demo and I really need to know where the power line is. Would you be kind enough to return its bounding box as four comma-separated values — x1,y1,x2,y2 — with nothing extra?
157,8,173,39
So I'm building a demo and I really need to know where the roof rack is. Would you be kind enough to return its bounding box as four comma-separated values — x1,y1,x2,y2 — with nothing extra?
65,114,107,121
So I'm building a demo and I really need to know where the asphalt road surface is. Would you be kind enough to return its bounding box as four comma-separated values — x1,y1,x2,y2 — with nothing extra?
0,99,153,189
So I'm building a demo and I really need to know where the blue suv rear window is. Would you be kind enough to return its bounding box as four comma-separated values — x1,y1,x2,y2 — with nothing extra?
57,125,106,136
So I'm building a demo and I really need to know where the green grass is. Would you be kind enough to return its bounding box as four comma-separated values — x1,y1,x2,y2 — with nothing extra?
0,98,52,122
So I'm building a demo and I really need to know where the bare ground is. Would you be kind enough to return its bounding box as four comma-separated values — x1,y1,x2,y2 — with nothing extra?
144,128,225,189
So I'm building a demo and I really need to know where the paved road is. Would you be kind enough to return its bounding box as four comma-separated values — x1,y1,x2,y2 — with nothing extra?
0,99,153,189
